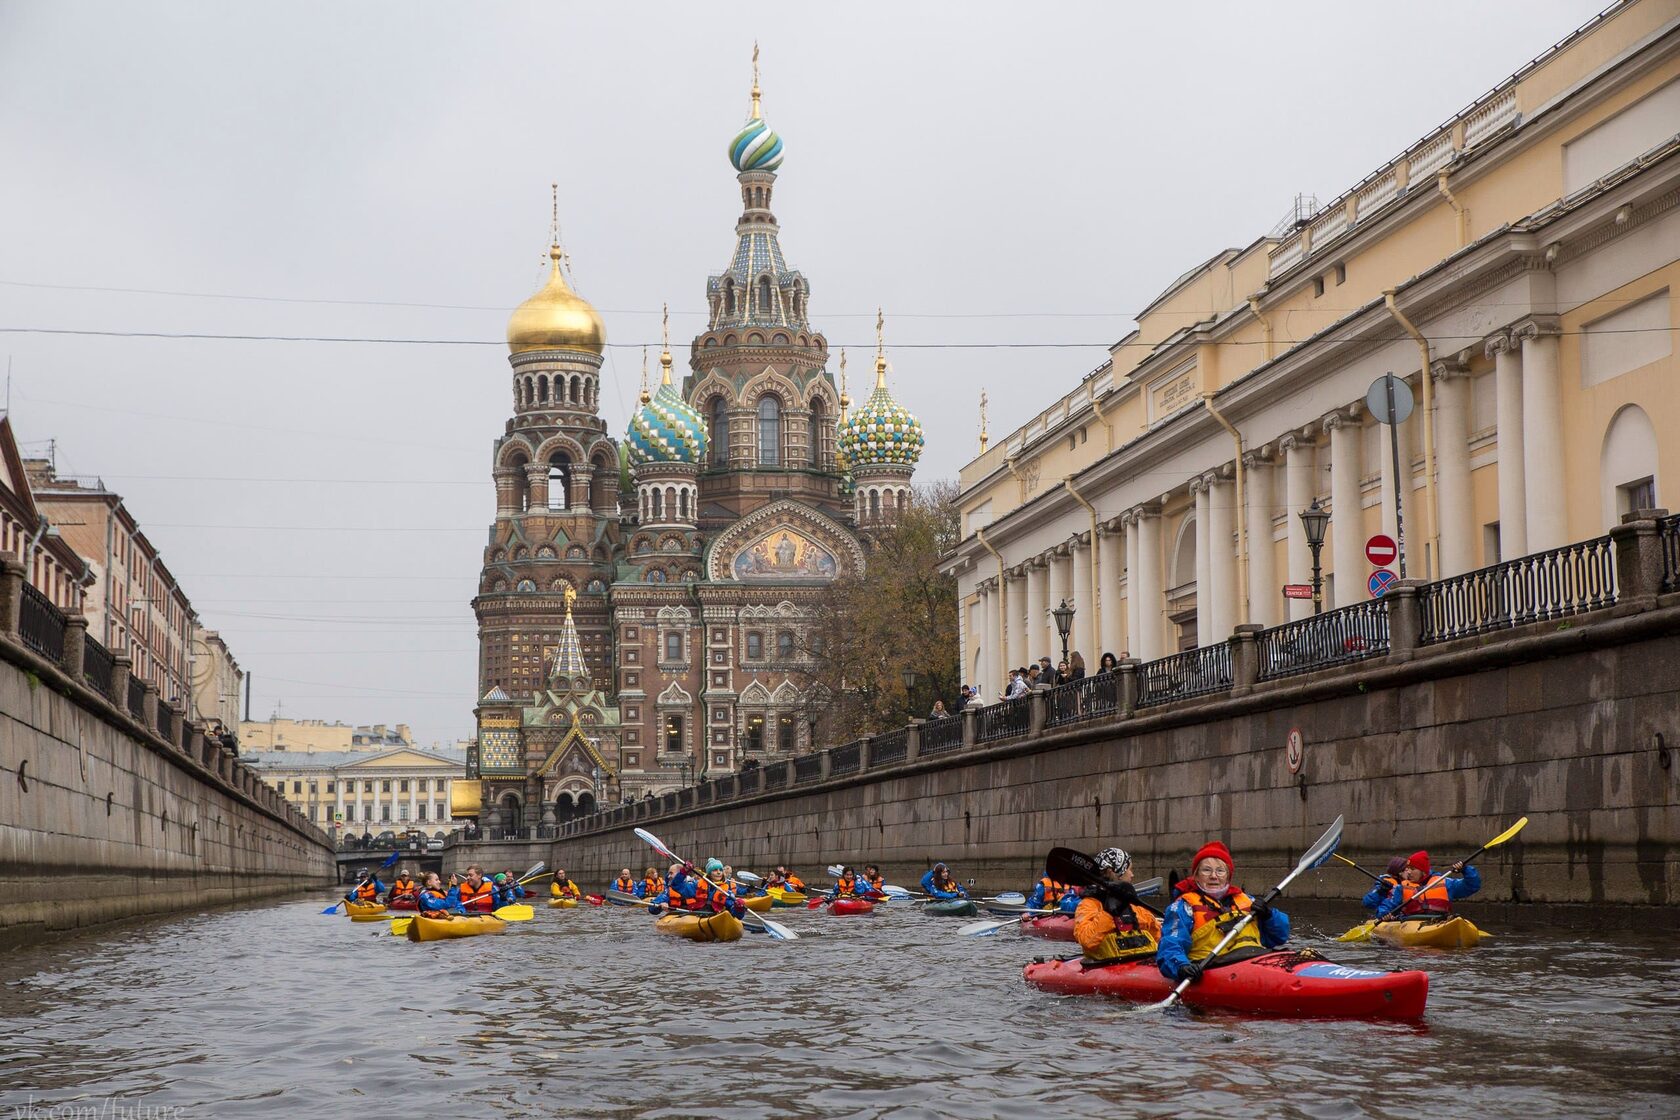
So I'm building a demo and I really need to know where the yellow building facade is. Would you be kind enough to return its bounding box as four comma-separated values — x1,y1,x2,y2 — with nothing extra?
947,0,1680,689
244,746,467,837
237,718,415,754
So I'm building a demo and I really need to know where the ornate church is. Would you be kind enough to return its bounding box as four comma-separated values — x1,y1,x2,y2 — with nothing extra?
469,60,927,831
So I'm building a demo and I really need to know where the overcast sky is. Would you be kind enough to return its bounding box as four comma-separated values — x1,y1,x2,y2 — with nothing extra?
0,0,1609,745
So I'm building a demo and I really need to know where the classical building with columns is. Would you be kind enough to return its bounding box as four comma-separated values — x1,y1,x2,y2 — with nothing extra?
947,0,1679,693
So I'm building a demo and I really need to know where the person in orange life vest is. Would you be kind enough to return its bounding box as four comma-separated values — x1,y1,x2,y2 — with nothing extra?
550,870,581,900
1025,875,1078,914
386,870,417,903
649,859,746,919
1073,848,1161,964
1362,856,1409,911
418,872,462,915
634,866,666,898
344,868,384,903
613,868,637,895
768,865,806,892
702,862,748,918
824,867,862,901
859,865,886,899
1157,841,1289,983
1376,850,1480,918
457,867,496,912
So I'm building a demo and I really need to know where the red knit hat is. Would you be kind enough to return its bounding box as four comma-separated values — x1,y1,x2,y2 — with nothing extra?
1407,850,1431,875
1191,841,1234,875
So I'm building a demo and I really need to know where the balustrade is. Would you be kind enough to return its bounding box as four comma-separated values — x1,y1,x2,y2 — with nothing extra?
1422,536,1616,643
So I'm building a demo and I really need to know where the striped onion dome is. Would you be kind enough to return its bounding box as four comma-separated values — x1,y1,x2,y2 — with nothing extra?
729,116,784,173
839,364,924,468
626,365,708,466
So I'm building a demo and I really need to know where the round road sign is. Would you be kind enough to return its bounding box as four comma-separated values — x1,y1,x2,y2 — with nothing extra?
1369,569,1399,597
1366,534,1398,566
1286,728,1305,775
1366,374,1414,425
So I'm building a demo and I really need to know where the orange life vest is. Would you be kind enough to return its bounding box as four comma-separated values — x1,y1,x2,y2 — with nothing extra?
391,877,416,896
641,876,663,896
1177,886,1264,959
1039,877,1071,905
459,879,494,903
863,873,884,892
835,874,858,898
615,876,636,894
354,881,379,901
1395,878,1452,915
419,887,448,908
785,875,806,891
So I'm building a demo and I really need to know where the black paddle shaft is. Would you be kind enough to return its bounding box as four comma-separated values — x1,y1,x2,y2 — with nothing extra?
1045,848,1163,917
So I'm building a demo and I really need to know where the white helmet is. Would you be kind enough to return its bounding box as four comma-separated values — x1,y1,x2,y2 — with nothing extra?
1096,848,1132,876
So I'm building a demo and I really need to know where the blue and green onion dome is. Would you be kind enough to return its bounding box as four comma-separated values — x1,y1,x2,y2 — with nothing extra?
839,383,924,468
729,116,784,173
627,380,708,466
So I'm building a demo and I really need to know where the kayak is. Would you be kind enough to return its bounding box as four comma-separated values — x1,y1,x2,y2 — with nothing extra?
1371,916,1488,949
548,897,580,909
985,903,1028,918
829,899,876,916
1023,950,1429,1020
344,900,386,917
404,912,508,942
924,899,979,918
741,894,774,913
349,912,392,923
1020,915,1076,941
386,897,417,912
655,910,744,943
767,887,808,908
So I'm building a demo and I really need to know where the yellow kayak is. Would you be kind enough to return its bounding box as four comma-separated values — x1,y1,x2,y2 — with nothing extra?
549,897,580,908
404,912,508,942
1371,916,1488,949
349,912,393,923
766,887,807,908
344,900,386,917
741,894,773,913
655,910,744,943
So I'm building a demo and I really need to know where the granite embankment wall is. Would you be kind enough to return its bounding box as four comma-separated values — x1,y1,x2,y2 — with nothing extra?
0,586,336,946
544,586,1680,906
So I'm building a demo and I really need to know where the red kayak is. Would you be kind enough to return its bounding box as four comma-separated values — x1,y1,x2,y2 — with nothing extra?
1020,915,1074,941
386,896,417,912
829,899,875,916
1023,951,1428,1020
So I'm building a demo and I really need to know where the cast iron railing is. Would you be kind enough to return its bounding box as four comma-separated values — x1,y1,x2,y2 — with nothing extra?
82,637,115,698
871,730,909,765
156,705,175,743
1045,673,1120,727
829,740,862,776
127,675,146,719
976,695,1030,742
1136,644,1232,708
764,764,787,790
19,584,65,661
1257,599,1392,681
1659,514,1680,593
920,717,964,754
794,753,823,783
1421,535,1617,643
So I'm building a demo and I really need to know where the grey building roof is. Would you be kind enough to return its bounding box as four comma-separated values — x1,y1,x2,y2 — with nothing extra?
243,746,468,771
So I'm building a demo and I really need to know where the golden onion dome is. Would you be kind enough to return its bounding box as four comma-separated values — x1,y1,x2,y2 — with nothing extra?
506,245,606,356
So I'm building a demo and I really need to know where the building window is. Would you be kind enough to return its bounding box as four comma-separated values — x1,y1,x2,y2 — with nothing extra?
1334,262,1346,285
777,715,796,752
381,780,391,793
364,781,374,793
776,631,794,659
308,781,318,794
745,715,765,752
664,632,683,661
746,631,763,659
325,781,335,793
665,714,684,753
417,804,428,821
292,781,302,795
757,396,781,466
380,806,391,822
399,779,409,793
398,804,409,822
710,397,729,467
1620,476,1657,517
1312,276,1325,298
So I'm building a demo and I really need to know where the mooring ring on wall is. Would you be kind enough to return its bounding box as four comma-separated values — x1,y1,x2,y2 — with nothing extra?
16,760,27,792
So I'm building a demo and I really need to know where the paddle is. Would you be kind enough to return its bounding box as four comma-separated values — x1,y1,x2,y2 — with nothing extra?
1339,817,1528,943
1137,815,1344,1015
632,828,800,942
957,878,1165,937
1045,850,1166,918
1333,852,1387,885
325,850,401,913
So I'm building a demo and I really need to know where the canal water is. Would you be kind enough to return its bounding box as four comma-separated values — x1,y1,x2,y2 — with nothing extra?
2,894,1676,1118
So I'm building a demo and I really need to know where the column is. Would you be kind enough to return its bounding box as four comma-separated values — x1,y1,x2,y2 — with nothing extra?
335,779,344,826
1326,411,1365,605
1207,473,1236,640
1098,525,1125,660
1487,331,1526,560
1027,558,1050,666
371,780,382,828
974,585,994,698
1516,316,1566,553
1047,548,1070,659
572,467,594,511
1134,507,1164,661
524,463,548,512
1432,359,1475,576
1282,433,1316,621
408,776,418,824
1006,570,1027,672
1124,515,1141,658
1071,536,1094,664
1245,451,1278,628
1378,408,1413,577
1191,478,1213,645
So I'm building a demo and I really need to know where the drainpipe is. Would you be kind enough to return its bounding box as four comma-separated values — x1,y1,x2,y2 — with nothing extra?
1090,395,1114,453
1064,478,1102,646
1385,290,1440,580
976,527,1008,685
1247,298,1274,362
1003,456,1027,503
1436,169,1469,248
1200,396,1249,625
24,519,47,581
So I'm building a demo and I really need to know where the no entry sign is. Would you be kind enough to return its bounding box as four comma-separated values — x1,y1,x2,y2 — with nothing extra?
1366,534,1398,566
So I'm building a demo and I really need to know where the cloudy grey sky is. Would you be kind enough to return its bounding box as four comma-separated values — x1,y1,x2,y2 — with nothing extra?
0,0,1608,745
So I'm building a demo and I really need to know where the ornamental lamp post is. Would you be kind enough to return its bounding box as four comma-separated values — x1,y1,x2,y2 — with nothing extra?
1051,599,1075,669
900,668,918,721
1298,498,1330,615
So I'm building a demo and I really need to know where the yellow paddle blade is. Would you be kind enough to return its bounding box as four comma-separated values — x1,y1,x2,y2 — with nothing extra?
1486,816,1529,849
1337,920,1375,943
493,904,533,921
390,917,414,936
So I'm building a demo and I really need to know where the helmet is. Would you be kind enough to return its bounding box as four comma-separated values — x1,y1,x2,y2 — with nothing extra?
705,858,724,873
1096,848,1132,876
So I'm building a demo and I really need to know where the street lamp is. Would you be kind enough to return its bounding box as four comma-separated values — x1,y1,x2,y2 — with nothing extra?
679,760,692,788
1299,498,1330,615
900,668,918,721
1051,599,1075,667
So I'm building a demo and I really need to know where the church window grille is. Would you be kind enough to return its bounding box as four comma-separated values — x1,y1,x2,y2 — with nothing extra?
538,375,549,403
571,375,582,404
810,398,826,468
777,715,796,752
757,276,772,314
417,804,427,821
746,631,763,659
709,398,729,467
757,396,781,466
869,490,881,520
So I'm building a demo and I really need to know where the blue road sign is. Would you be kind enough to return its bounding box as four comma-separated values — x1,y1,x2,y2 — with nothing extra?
1369,569,1398,597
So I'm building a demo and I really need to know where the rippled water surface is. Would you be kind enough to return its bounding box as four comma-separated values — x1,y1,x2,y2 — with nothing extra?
3,895,1677,1118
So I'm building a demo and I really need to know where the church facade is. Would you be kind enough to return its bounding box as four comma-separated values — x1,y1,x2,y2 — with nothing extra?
470,68,926,832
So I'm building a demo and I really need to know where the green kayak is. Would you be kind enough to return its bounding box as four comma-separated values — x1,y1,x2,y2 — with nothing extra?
924,899,979,918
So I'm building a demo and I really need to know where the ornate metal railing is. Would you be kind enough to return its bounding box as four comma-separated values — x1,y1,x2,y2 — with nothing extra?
127,675,146,719
660,792,677,815
738,768,762,795
82,637,115,698
871,730,909,766
18,584,65,661
1422,535,1617,643
921,717,964,754
156,705,175,743
829,740,862,776
764,763,788,790
794,753,823,784
1257,600,1391,681
1045,673,1120,727
976,695,1031,742
1659,514,1680,593
1136,644,1232,708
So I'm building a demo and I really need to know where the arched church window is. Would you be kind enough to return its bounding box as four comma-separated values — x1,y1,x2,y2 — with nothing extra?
869,490,881,520
723,280,735,316
757,276,772,315
757,396,781,466
809,398,826,468
710,397,729,467
547,453,570,511
537,375,548,403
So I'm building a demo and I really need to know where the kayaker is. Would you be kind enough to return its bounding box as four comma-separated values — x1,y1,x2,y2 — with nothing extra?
920,863,968,900
824,867,862,901
1025,874,1077,914
634,866,665,898
860,864,886,897
344,868,384,903
457,867,495,912
417,872,460,915
771,865,806,892
613,868,637,895
649,860,746,919
1362,856,1409,912
551,870,581,900
702,861,749,919
1072,848,1161,965
387,870,418,903
500,869,528,900
1376,851,1481,919
1157,841,1289,984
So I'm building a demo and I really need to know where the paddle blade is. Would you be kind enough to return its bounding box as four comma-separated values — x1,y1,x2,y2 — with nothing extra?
990,891,1026,905
1337,921,1375,943
735,871,764,885
379,850,401,869
517,861,546,884
1486,816,1530,850
882,885,913,898
1301,815,1345,873
805,898,825,910
743,910,800,941
958,918,1016,937
633,827,678,863
1134,877,1164,898
321,900,345,914
826,864,844,878
390,917,414,936
606,889,650,907
586,894,605,907
493,904,534,922
1046,847,1102,888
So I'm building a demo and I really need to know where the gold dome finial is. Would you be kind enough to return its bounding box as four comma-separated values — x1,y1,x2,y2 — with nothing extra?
506,187,605,355
979,389,990,453
750,42,762,120
659,302,674,386
874,308,888,389
639,346,651,405
838,349,851,415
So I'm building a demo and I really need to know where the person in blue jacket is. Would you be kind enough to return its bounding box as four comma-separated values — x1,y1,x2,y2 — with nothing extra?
1156,841,1289,983
648,859,746,919
1025,875,1080,914
1361,856,1409,911
920,863,968,899
344,869,385,904
416,872,462,914
1372,851,1481,919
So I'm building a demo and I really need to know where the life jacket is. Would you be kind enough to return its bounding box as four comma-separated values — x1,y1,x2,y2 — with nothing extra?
459,879,494,905
1395,877,1452,916
1039,877,1071,905
553,880,579,899
615,876,636,894
862,872,884,892
1178,887,1263,961
641,876,663,897
668,875,720,913
785,875,806,891
835,873,858,898
418,887,449,910
1074,896,1157,964
354,881,379,901
391,877,416,896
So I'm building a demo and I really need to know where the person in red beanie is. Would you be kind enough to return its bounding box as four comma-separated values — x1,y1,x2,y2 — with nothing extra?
1156,840,1290,982
1374,850,1480,918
